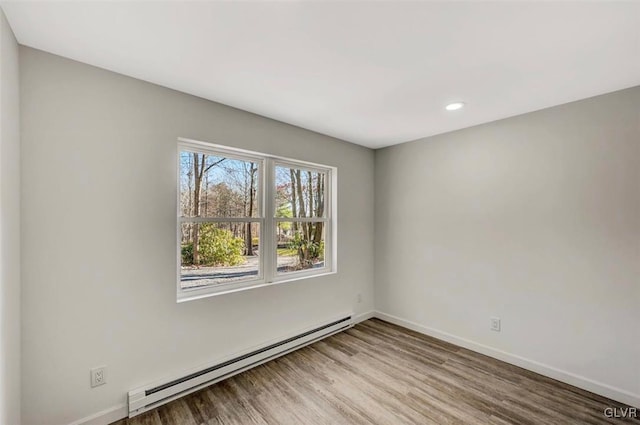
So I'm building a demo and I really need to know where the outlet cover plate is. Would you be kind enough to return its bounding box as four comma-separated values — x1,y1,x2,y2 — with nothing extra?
90,366,107,388
490,317,501,332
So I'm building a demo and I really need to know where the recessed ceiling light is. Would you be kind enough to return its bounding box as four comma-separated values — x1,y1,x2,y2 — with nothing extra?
445,102,465,111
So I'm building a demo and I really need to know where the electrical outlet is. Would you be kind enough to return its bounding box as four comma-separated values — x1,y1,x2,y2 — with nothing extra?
357,293,362,303
90,366,107,388
490,317,501,332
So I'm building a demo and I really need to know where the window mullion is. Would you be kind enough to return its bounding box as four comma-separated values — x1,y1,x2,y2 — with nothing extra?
274,217,328,223
179,217,262,223
263,158,276,282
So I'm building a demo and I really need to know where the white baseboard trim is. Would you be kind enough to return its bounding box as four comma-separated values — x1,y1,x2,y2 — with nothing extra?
67,403,127,425
374,311,640,408
354,310,375,323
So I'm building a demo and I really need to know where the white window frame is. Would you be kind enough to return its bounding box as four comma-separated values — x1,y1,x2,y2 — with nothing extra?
177,138,337,302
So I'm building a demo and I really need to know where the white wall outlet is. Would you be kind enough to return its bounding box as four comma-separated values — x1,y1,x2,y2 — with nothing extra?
90,366,107,388
357,293,362,303
490,317,501,332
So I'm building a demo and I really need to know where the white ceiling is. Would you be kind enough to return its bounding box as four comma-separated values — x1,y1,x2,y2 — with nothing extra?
2,1,639,149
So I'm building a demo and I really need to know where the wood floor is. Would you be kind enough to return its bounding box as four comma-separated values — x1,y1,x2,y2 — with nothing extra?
112,319,639,425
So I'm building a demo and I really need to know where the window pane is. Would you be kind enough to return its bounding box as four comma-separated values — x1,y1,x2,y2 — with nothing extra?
277,222,325,274
275,165,326,218
180,151,260,218
180,222,260,289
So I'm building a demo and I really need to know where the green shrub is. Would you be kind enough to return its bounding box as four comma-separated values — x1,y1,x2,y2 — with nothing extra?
288,230,323,268
181,243,194,265
199,224,245,266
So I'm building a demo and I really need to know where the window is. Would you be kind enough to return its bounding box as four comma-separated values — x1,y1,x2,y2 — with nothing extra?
178,139,335,300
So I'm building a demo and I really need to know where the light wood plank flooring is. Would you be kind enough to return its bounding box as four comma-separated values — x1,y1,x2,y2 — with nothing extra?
112,319,639,425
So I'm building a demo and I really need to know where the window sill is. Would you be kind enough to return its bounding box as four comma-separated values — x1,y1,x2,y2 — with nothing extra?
177,270,337,303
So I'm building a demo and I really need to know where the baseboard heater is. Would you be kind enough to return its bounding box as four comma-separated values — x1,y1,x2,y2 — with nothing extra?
128,314,353,417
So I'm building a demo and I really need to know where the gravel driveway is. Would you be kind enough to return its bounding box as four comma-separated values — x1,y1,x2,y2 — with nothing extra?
181,255,299,289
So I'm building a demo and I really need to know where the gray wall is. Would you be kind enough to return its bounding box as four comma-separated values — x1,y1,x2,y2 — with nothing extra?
375,87,640,406
20,46,375,425
0,8,20,425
